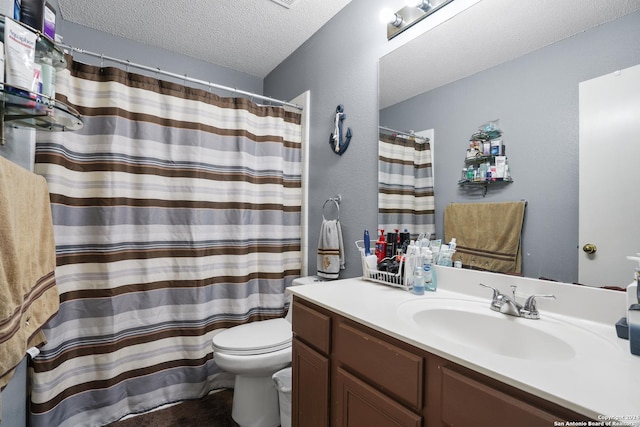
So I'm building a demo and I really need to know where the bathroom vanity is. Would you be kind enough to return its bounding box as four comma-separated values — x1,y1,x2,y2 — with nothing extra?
288,268,640,427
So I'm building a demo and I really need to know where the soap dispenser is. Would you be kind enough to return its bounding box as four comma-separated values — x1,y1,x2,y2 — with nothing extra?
627,256,640,356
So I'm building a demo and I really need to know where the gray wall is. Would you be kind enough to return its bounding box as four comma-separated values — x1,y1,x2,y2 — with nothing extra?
379,11,640,283
267,3,640,283
265,0,390,279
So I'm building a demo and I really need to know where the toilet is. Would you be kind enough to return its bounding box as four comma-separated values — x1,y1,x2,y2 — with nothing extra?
212,276,322,427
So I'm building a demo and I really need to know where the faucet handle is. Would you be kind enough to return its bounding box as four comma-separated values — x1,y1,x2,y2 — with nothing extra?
523,294,556,318
478,283,500,300
478,283,503,312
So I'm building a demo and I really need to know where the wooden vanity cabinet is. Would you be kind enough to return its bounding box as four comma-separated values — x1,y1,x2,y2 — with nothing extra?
426,356,589,427
291,297,331,427
291,297,591,427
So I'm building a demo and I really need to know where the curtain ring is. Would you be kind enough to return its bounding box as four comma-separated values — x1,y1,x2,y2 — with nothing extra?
156,67,160,79
100,53,104,68
126,60,130,73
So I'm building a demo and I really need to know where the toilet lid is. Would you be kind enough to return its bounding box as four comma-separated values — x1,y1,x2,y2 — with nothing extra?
212,318,292,355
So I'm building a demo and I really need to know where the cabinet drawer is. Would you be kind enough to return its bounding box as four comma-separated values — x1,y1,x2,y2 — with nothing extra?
335,367,422,427
441,366,569,427
335,320,423,410
292,298,331,355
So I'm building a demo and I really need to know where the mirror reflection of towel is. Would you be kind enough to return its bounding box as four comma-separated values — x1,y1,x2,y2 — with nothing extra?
317,219,345,279
444,201,526,274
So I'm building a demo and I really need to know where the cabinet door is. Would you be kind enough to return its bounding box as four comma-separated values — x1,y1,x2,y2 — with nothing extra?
292,338,330,427
335,367,422,427
440,366,572,427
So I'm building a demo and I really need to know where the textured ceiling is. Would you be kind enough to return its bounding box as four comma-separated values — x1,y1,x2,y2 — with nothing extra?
57,0,353,78
56,0,640,107
380,0,640,108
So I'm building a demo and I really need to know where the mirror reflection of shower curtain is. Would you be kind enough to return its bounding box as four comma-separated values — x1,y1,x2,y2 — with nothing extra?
378,129,435,240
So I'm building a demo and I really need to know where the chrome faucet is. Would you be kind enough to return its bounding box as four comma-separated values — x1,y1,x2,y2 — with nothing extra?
478,283,555,319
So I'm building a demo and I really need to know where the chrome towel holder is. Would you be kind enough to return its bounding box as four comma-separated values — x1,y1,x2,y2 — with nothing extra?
322,194,341,221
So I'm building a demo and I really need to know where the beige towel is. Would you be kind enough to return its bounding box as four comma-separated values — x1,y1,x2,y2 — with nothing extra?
317,219,345,279
444,201,526,274
0,157,59,390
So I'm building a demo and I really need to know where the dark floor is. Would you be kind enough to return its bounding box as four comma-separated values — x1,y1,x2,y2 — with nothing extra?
107,389,239,427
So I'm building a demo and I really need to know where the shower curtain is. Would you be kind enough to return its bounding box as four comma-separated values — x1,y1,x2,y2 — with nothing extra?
378,130,435,239
30,58,302,427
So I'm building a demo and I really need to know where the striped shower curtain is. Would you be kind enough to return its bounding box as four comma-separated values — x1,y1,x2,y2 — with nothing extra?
30,58,302,427
378,130,435,239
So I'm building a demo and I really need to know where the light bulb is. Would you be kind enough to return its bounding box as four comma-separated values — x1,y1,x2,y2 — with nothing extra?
379,8,394,24
379,8,403,26
405,0,431,11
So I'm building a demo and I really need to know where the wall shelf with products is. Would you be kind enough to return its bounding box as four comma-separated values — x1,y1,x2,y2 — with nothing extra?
0,15,83,144
457,121,512,197
457,156,513,196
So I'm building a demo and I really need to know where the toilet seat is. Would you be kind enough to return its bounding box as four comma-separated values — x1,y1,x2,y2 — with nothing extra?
212,318,292,356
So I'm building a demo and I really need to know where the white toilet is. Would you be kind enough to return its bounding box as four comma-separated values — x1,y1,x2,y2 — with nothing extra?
212,276,322,427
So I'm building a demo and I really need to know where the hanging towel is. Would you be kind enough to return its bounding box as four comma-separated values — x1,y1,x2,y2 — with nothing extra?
0,156,59,390
444,201,526,274
317,219,345,279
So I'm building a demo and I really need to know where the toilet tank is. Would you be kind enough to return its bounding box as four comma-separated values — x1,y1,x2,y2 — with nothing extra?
285,276,326,323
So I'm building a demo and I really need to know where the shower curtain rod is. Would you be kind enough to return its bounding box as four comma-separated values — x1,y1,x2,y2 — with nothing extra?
60,44,304,111
379,125,429,141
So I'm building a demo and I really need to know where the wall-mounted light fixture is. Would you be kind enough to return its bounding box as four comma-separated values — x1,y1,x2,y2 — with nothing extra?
383,0,455,40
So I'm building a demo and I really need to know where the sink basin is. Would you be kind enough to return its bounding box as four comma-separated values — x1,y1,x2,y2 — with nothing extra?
396,298,615,362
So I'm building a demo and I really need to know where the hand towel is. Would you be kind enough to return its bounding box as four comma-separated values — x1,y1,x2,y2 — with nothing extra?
444,201,526,274
317,219,345,279
0,156,59,390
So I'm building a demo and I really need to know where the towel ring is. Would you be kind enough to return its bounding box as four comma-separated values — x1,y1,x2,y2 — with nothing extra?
322,195,341,221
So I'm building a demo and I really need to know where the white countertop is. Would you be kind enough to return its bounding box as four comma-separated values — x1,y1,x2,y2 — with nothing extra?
288,267,640,425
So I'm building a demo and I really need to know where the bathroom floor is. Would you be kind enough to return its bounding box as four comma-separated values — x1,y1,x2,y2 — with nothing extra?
107,389,239,427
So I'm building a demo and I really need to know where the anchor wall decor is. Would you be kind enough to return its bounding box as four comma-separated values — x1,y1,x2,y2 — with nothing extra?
329,104,352,156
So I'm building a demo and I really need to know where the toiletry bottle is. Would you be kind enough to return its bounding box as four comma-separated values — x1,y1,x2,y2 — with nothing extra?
423,265,435,292
466,165,474,180
438,250,453,267
448,237,457,252
386,231,396,259
375,229,387,263
364,229,371,256
629,303,640,355
412,266,424,295
627,256,640,355
400,228,411,253
422,249,437,291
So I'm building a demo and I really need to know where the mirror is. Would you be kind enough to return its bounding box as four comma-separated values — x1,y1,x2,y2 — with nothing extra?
378,1,640,284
